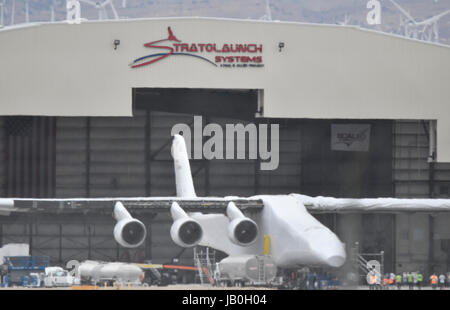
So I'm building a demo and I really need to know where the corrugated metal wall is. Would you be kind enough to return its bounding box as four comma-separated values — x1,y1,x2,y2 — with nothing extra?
393,120,450,198
56,112,148,198
0,117,5,198
393,120,430,198
1,117,56,198
258,121,302,195
89,112,147,197
393,120,450,274
55,118,88,197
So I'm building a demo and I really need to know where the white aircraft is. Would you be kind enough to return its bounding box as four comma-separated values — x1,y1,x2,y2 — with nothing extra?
168,134,347,268
2,134,450,269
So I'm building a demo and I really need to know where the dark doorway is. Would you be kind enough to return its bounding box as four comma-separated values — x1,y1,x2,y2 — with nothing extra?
133,88,259,120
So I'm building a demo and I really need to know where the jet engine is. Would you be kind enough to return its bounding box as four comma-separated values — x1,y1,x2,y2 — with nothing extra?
170,202,203,247
226,202,259,246
113,202,147,248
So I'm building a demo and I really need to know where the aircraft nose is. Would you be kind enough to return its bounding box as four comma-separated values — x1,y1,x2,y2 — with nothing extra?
325,254,346,268
309,228,347,268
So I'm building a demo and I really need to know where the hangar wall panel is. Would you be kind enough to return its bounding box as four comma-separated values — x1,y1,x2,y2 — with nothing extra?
395,214,430,273
0,118,5,197
258,122,302,195
393,120,450,198
433,214,450,271
208,117,256,196
393,120,430,198
55,118,88,197
89,112,146,197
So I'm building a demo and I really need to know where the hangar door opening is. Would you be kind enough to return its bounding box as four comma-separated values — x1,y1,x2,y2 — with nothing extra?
134,88,260,120
133,88,269,197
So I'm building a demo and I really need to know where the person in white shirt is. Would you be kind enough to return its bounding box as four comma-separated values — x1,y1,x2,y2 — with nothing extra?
439,274,446,290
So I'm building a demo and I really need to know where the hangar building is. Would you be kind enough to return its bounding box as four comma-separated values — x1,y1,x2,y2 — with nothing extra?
0,17,450,276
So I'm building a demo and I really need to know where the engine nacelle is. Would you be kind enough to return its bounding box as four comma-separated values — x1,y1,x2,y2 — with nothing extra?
113,202,147,248
170,217,203,247
113,218,147,248
226,202,259,246
170,202,203,247
228,217,259,246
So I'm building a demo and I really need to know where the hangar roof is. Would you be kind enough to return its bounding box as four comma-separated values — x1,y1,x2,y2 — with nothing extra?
0,17,449,161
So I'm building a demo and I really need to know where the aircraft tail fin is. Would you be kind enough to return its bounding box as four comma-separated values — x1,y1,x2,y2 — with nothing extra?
171,134,197,198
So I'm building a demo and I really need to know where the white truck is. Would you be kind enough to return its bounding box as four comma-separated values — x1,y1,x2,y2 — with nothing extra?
43,267,76,287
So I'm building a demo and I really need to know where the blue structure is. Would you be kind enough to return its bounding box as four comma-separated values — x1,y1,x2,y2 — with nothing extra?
3,256,49,286
4,256,49,271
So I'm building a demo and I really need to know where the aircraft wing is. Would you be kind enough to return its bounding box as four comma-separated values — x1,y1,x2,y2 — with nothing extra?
292,194,450,213
0,197,264,216
4,193,450,215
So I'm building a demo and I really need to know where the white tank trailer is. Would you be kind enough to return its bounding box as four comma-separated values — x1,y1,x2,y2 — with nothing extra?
78,261,144,285
215,255,277,286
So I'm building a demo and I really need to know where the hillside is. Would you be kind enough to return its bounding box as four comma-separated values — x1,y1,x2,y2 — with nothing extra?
1,0,449,45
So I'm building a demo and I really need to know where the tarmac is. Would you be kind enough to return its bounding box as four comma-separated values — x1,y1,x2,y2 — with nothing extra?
0,284,447,290
0,284,275,290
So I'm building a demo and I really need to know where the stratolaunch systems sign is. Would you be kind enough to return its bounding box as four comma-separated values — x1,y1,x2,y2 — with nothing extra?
130,27,264,69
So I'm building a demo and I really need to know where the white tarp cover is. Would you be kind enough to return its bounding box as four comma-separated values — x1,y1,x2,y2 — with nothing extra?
292,194,450,212
0,199,14,216
0,244,30,264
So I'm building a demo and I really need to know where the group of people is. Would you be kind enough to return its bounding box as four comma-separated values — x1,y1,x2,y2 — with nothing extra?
369,271,449,290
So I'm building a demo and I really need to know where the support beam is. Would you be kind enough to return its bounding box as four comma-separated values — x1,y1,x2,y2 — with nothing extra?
88,224,91,260
59,223,62,263
254,118,263,195
86,118,91,197
145,109,151,196
429,214,435,274
204,115,210,196
145,223,152,261
392,214,397,274
28,222,33,256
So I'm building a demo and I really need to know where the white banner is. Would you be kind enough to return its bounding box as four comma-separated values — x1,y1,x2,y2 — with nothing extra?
331,124,371,152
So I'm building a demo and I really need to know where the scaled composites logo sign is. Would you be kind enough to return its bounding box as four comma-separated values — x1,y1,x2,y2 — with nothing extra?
331,124,371,152
130,27,264,69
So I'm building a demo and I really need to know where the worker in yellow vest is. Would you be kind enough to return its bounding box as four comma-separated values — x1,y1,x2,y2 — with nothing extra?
430,273,438,290
395,274,402,290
